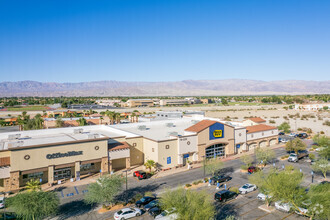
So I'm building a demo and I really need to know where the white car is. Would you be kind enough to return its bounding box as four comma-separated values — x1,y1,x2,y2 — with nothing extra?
114,208,142,220
239,184,257,194
289,133,296,137
275,201,293,212
257,193,272,201
295,207,308,216
155,210,178,220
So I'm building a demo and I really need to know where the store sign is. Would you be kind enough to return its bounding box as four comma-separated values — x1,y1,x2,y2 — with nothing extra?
209,123,224,140
167,157,171,164
46,151,83,159
183,154,189,159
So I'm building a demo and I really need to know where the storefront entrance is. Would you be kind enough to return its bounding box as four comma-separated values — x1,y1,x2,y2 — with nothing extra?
54,167,72,181
205,143,226,159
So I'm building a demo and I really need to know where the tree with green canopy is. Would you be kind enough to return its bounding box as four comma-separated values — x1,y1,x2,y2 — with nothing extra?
6,191,59,220
278,122,290,133
160,188,215,220
255,148,275,166
144,160,157,173
312,134,330,159
312,159,330,180
84,174,123,206
204,158,223,176
76,117,88,126
307,182,330,219
285,138,307,154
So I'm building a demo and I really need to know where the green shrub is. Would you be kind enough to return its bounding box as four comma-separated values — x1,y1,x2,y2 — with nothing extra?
269,120,275,124
185,184,192,188
281,155,289,159
132,193,143,202
204,178,209,182
229,187,240,194
320,131,325,134
144,191,154,197
192,181,199,185
309,153,315,160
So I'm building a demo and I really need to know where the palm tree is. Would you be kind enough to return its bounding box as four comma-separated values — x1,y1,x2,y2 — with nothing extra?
114,112,121,124
26,179,41,191
144,160,156,173
34,114,44,129
76,117,87,126
106,111,115,124
55,118,64,128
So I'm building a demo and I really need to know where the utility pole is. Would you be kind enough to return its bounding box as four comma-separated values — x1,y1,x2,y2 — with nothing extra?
203,156,206,180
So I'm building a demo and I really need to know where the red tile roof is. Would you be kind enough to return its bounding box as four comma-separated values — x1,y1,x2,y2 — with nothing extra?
185,120,217,133
247,117,266,123
109,142,130,151
246,124,277,134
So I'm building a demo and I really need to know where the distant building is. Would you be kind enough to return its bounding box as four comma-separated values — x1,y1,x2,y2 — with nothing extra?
294,103,330,111
96,99,121,106
242,117,266,126
159,99,190,106
126,99,154,108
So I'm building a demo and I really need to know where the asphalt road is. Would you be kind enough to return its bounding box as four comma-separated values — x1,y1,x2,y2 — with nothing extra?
54,140,323,220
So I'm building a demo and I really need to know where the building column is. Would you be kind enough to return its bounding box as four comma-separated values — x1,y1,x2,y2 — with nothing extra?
5,172,20,191
75,161,81,180
101,157,109,175
125,157,131,170
48,165,54,185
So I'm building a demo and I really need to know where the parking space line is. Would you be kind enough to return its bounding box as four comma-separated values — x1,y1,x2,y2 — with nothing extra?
236,198,258,209
281,213,293,220
255,212,270,220
74,186,79,195
239,208,258,216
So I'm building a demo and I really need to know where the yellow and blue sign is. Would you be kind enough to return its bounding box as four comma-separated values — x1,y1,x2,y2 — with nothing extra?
209,123,224,140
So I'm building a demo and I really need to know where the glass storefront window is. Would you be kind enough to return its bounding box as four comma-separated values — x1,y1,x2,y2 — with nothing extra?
80,163,95,172
205,144,226,159
22,172,44,180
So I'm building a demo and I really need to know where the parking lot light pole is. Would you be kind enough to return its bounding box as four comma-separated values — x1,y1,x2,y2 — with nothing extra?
123,169,129,203
203,156,206,180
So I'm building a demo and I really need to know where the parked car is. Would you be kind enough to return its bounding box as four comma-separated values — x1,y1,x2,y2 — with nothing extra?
289,133,296,137
149,206,162,217
257,193,272,201
214,190,238,202
281,138,288,143
135,196,156,208
155,209,178,220
239,183,257,194
210,175,232,184
114,208,142,219
248,166,260,174
133,170,147,180
288,150,309,162
144,199,159,211
0,212,17,220
278,132,285,135
275,201,293,212
297,133,308,139
0,195,4,209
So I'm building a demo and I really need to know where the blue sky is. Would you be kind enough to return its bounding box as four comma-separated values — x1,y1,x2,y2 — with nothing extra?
0,0,329,82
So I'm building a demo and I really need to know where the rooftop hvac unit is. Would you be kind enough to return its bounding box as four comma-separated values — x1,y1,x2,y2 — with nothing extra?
168,132,178,136
87,133,100,139
0,142,4,149
74,128,83,134
8,134,21,140
137,125,147,131
166,123,174,127
8,141,24,148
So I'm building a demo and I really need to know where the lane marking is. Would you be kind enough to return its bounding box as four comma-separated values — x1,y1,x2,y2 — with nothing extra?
60,190,64,198
281,212,294,220
74,186,79,195
255,212,270,220
67,193,74,197
236,198,258,209
239,208,257,216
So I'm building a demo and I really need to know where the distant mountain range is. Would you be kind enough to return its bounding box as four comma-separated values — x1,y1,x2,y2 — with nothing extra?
0,80,329,97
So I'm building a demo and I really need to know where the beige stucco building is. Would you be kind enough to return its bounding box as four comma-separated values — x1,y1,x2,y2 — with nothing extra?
0,115,278,192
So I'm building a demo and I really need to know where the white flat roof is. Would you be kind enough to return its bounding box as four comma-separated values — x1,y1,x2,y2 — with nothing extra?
110,118,200,141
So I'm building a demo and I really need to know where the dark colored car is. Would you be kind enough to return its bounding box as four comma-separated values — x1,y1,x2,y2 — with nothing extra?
148,206,162,217
0,212,17,220
135,196,156,208
214,190,238,202
248,166,260,174
297,133,308,139
278,132,285,135
133,170,147,180
210,175,232,185
144,199,159,211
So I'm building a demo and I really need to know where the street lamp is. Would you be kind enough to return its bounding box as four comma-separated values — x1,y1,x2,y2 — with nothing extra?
122,169,130,203
202,156,206,180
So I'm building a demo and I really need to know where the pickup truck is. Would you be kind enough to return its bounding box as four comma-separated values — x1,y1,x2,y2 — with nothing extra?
288,150,309,162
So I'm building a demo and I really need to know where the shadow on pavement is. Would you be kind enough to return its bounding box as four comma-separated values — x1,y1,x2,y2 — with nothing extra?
215,202,238,220
115,183,161,202
56,199,97,220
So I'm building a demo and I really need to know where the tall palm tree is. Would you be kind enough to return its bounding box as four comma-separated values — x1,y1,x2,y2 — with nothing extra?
144,160,156,173
106,111,115,125
114,112,121,124
26,179,41,192
55,118,64,128
76,117,87,126
34,114,44,129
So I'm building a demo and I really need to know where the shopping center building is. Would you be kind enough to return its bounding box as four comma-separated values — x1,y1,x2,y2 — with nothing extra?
0,115,278,191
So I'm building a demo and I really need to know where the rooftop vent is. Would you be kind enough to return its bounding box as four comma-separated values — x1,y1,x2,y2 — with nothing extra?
8,141,24,148
138,125,147,131
74,128,83,134
88,133,100,139
166,123,174,127
191,120,199,124
167,132,178,136
8,134,21,140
